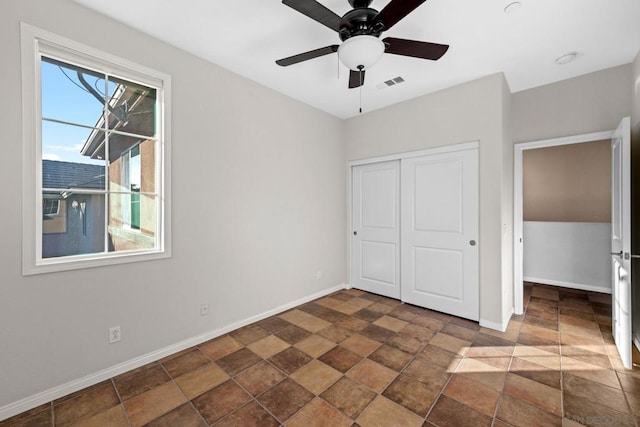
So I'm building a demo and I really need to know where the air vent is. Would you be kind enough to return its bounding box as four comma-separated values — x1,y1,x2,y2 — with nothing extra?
376,76,405,90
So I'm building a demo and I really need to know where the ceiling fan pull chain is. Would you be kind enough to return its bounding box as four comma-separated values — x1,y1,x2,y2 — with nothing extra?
359,66,363,114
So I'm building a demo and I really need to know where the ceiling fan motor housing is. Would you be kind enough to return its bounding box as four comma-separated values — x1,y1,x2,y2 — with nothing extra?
348,0,372,7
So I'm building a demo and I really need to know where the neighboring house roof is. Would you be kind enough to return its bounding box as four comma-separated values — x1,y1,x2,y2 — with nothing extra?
42,160,105,190
81,83,155,162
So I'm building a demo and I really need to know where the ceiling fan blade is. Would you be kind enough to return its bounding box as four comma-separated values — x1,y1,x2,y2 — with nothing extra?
349,69,365,89
374,0,427,31
383,37,449,60
276,45,339,66
282,0,346,32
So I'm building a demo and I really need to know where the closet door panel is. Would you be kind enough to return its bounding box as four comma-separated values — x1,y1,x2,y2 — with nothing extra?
401,149,479,320
351,160,400,299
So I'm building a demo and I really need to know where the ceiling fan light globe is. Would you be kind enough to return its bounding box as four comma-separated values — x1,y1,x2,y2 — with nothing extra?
338,35,385,71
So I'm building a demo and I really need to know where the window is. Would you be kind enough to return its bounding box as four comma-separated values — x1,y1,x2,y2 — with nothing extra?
43,199,60,216
21,24,171,274
121,144,141,231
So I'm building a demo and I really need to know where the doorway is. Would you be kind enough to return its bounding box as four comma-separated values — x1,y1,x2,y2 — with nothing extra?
513,130,615,315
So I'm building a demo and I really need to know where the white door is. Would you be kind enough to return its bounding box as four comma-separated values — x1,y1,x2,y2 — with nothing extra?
351,160,401,299
611,117,632,369
401,148,479,320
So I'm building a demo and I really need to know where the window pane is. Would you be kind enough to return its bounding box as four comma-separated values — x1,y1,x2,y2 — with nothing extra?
42,193,106,258
108,193,157,252
42,120,105,167
107,76,156,137
108,134,155,194
42,163,105,198
41,57,107,127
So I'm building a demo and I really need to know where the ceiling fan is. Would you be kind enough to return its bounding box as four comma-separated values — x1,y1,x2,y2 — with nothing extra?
275,0,449,89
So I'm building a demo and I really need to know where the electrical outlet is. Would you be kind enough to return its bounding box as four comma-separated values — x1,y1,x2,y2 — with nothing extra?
316,270,322,280
109,326,121,344
200,303,209,316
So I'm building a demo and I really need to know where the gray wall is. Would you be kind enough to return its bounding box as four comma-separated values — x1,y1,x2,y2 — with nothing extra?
512,64,632,143
523,222,612,292
345,73,514,329
0,0,346,409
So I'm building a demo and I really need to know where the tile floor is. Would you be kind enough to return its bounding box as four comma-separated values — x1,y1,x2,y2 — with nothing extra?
2,283,640,426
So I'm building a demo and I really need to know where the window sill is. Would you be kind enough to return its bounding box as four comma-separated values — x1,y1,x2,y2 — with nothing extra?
23,248,171,276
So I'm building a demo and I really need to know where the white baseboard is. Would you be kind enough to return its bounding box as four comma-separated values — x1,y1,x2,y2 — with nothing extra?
524,276,611,294
0,284,348,422
480,306,513,333
479,319,504,332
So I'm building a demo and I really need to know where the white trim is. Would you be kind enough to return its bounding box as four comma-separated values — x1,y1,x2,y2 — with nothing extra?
24,23,168,85
20,23,172,275
346,162,353,293
0,283,348,421
513,130,614,314
524,277,611,294
514,131,614,151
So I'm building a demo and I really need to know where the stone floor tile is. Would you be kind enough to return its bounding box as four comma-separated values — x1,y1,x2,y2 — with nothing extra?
320,377,376,418
356,396,424,427
246,335,290,359
123,381,187,427
191,380,251,425
257,379,314,422
233,361,286,396
286,398,352,427
174,362,230,399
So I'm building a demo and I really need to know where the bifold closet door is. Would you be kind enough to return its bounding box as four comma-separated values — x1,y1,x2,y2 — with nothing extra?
351,160,401,299
400,149,479,321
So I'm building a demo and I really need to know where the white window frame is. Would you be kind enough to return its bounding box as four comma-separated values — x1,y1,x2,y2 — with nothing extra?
21,23,172,275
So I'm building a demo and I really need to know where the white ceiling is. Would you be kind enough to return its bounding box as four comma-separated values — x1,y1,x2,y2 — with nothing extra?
74,0,640,119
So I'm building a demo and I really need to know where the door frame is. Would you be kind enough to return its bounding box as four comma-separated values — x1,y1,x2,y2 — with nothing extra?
513,130,614,315
347,140,479,297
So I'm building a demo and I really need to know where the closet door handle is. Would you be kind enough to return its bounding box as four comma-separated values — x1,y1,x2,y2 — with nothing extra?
353,231,358,236
469,240,476,246
611,251,623,257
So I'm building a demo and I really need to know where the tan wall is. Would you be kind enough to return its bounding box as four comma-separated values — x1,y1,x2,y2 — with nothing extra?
523,140,611,222
42,200,67,234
